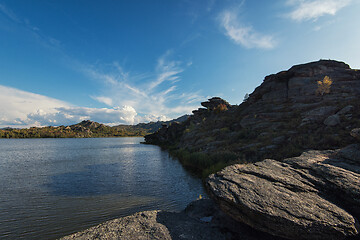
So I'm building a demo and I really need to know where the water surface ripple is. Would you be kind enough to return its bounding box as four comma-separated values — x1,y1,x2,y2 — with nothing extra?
0,137,205,239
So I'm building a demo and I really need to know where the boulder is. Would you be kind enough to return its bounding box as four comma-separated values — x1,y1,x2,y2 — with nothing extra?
323,114,340,126
206,145,360,240
302,106,338,123
200,97,231,111
350,128,360,141
272,135,286,144
337,105,354,115
60,199,282,240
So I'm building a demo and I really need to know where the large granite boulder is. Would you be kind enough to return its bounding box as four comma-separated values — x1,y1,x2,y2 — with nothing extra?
206,144,360,240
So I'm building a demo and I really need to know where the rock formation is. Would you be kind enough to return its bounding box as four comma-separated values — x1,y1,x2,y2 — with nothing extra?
61,60,360,240
206,143,360,239
145,60,360,161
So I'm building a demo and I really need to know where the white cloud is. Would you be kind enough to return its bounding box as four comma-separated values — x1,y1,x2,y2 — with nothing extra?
219,10,275,49
0,85,71,127
136,114,170,123
0,85,139,128
286,0,351,22
27,106,137,126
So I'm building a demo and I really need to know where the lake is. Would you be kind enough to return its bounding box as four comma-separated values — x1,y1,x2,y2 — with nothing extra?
0,137,206,239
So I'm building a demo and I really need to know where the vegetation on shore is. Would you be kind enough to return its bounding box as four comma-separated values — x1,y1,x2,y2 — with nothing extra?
0,115,189,139
168,147,239,178
0,122,145,138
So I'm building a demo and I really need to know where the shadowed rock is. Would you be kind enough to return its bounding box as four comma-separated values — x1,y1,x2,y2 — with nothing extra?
206,145,360,240
59,199,284,240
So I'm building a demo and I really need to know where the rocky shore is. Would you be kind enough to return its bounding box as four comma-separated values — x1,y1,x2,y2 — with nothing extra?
60,198,285,240
61,60,360,239
60,141,359,240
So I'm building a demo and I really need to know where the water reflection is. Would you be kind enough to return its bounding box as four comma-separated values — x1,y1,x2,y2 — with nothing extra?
0,138,206,240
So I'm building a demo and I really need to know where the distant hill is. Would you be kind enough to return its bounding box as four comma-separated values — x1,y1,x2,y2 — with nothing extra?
114,115,190,133
0,115,189,138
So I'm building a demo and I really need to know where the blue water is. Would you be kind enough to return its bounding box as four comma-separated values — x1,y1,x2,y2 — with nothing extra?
0,137,205,239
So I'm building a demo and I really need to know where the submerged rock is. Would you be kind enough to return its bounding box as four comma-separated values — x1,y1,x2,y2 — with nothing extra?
206,144,360,240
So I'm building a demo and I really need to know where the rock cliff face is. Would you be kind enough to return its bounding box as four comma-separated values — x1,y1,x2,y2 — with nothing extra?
145,60,360,162
239,60,359,130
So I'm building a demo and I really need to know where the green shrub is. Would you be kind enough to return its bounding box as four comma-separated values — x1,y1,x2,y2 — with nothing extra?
170,148,239,178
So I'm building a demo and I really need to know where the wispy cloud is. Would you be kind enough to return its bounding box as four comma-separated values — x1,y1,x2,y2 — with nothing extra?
0,3,21,23
149,50,184,90
0,3,62,50
87,51,204,121
286,0,352,22
206,0,216,12
91,96,113,106
219,10,275,49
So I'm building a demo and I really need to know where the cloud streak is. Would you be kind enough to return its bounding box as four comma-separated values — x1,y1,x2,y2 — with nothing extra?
0,3,21,23
88,50,204,122
0,3,62,50
219,10,275,49
286,0,351,22
149,50,184,90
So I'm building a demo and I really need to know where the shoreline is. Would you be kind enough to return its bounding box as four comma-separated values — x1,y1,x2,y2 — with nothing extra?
59,198,280,240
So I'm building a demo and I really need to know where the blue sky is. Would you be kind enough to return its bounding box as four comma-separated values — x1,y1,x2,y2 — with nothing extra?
1,0,360,127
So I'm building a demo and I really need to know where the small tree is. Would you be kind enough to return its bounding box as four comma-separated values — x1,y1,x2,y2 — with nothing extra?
243,93,249,102
316,76,332,96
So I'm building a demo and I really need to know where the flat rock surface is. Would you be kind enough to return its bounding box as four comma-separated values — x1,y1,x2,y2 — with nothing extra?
206,145,360,240
59,209,229,240
59,199,283,240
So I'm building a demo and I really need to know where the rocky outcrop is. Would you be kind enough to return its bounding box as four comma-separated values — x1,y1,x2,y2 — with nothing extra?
145,60,360,161
206,144,360,240
144,122,187,145
59,199,282,240
145,97,232,145
200,97,231,111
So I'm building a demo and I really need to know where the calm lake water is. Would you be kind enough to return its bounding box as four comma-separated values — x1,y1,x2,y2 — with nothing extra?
0,137,206,240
